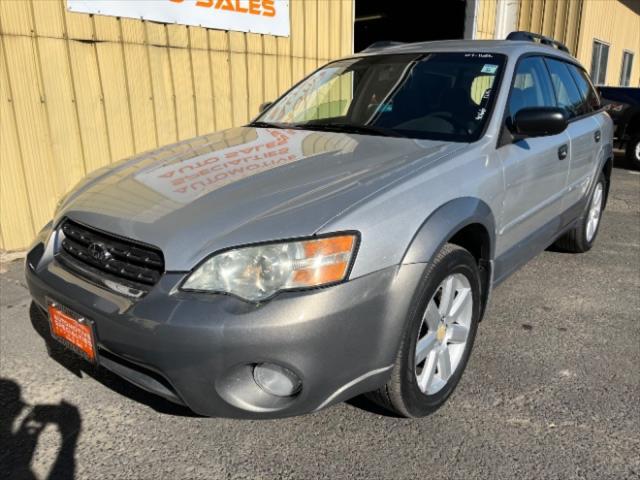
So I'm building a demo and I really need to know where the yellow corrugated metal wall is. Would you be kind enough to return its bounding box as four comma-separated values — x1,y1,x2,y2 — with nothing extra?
518,0,639,86
0,0,354,251
475,0,498,39
517,0,584,55
576,0,640,86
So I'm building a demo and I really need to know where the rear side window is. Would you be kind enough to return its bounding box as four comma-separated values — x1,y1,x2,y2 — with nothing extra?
507,56,556,121
544,58,586,118
567,64,601,111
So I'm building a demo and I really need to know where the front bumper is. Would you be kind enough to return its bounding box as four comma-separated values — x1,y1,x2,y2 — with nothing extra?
25,236,425,418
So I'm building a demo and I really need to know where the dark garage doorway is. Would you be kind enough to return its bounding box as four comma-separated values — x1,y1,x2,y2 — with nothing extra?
354,0,468,52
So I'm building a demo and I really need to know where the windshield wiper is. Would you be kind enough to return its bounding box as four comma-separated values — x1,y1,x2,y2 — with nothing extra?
248,121,299,129
294,123,407,138
251,120,407,138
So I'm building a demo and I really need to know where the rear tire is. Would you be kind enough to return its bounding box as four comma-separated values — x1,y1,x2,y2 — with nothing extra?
626,134,640,170
367,244,481,418
554,171,606,253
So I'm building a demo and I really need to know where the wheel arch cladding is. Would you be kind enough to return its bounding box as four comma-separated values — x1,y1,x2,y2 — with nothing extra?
402,197,496,266
402,197,495,318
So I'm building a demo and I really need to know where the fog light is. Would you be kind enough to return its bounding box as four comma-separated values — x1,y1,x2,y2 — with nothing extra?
253,363,301,397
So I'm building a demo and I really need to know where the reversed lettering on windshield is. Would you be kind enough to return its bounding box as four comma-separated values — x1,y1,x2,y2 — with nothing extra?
464,53,495,58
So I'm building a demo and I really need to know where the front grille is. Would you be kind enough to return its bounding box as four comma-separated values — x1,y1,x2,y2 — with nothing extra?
58,219,164,287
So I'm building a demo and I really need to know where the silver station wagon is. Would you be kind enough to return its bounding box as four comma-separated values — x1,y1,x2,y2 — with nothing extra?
26,31,613,418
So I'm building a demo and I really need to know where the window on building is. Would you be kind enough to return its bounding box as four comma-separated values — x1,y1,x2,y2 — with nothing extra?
620,51,634,87
590,40,609,85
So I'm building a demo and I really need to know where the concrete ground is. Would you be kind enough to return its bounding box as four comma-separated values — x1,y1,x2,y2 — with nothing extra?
1,158,639,480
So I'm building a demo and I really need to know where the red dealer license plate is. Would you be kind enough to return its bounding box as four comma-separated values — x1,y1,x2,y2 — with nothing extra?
48,302,97,363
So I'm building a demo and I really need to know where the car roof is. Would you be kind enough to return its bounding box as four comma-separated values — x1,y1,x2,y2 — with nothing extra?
354,39,578,64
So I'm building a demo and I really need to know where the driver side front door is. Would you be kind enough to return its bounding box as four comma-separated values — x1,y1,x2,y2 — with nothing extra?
494,55,570,282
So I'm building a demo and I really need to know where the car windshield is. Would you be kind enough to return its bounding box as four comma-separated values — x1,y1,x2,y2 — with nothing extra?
254,52,506,142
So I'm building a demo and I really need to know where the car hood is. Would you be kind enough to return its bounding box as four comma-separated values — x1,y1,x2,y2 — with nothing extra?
58,127,464,270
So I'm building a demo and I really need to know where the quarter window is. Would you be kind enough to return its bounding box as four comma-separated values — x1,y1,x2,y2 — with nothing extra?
590,40,609,85
507,56,555,121
545,58,585,118
620,51,634,87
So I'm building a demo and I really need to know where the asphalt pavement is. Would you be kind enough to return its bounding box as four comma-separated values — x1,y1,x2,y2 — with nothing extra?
1,157,639,480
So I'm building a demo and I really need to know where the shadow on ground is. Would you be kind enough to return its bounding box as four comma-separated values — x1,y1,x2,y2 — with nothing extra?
0,378,80,480
613,150,638,171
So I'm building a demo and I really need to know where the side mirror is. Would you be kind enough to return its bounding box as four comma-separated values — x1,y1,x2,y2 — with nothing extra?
259,101,273,113
512,107,567,138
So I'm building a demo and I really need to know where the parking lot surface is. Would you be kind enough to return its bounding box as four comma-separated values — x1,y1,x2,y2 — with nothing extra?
1,160,639,480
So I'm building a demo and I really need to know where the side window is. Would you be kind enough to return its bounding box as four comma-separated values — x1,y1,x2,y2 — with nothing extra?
544,58,585,118
507,56,555,121
567,64,601,112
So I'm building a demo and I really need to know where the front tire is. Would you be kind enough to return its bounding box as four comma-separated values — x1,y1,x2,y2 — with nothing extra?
554,171,606,253
367,244,481,418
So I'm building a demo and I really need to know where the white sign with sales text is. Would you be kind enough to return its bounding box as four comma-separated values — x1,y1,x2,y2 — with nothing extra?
67,0,290,37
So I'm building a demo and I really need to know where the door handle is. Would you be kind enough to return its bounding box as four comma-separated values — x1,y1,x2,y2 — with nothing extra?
594,130,601,143
558,144,568,160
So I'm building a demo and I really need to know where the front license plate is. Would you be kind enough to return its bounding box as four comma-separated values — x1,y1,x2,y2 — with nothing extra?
48,302,97,364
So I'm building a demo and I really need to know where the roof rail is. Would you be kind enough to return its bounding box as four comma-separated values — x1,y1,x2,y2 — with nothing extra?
361,41,405,53
506,31,570,53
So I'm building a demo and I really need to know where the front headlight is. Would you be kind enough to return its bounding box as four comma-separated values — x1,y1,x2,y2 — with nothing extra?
180,233,358,302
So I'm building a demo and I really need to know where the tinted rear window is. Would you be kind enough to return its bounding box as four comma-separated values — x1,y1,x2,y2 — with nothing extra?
567,63,601,111
545,58,586,118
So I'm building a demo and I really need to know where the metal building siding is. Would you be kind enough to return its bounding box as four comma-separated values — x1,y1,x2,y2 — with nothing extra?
517,0,639,86
0,0,354,250
476,0,498,39
517,0,584,55
576,0,640,86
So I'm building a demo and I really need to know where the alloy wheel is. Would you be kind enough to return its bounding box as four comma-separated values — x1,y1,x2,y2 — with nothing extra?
586,182,604,242
414,273,473,395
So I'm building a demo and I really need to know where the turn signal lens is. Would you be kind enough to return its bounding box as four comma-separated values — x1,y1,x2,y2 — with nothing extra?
290,236,355,287
181,234,358,302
